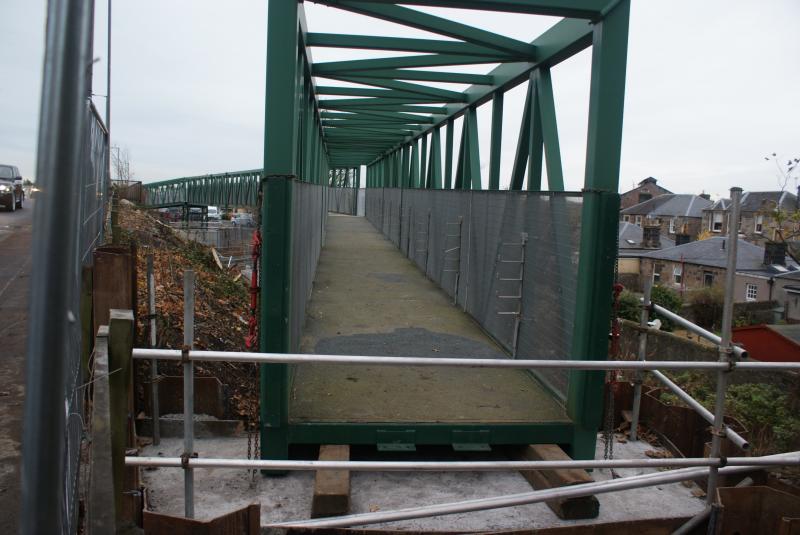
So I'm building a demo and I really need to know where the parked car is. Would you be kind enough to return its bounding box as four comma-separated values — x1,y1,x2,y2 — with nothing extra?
231,213,255,227
0,164,25,211
207,206,221,221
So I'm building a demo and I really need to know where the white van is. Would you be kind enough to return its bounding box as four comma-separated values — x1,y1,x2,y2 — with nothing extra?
207,206,221,220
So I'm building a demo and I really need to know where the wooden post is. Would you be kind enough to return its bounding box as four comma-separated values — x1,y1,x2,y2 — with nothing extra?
108,309,135,527
312,445,351,518
517,444,600,520
88,326,116,532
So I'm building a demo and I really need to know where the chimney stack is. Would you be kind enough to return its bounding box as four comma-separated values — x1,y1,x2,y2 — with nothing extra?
764,241,787,266
642,223,661,249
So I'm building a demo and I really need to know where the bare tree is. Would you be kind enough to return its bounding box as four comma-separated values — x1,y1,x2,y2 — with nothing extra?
111,145,135,182
760,154,800,262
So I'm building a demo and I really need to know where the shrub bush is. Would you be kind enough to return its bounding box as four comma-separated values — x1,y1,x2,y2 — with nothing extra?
617,289,641,323
688,286,724,330
650,285,683,331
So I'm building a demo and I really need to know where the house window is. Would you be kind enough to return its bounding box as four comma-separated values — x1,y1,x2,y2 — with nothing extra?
755,215,764,234
635,215,642,226
669,218,676,234
623,215,630,222
745,283,758,302
712,212,723,232
673,265,683,285
703,271,714,287
653,263,663,283
639,193,652,203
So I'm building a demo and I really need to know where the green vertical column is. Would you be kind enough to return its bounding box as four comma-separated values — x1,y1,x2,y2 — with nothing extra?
509,79,533,191
401,145,410,188
429,127,442,189
420,134,429,189
411,140,420,188
260,0,300,462
465,107,481,190
536,69,564,191
567,0,630,460
444,119,454,189
489,92,504,190
527,72,544,191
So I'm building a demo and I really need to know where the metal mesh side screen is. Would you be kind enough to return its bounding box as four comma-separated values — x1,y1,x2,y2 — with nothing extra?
62,103,110,531
328,187,355,214
364,188,582,399
290,182,328,351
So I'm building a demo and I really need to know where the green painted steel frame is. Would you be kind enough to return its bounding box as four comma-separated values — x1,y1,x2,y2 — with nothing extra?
250,0,630,461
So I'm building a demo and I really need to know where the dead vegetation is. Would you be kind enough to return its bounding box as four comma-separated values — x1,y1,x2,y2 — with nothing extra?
117,201,259,422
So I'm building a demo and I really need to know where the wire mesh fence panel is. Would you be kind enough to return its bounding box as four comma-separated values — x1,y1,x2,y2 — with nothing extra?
328,187,356,214
291,182,328,351
364,188,583,400
64,102,110,532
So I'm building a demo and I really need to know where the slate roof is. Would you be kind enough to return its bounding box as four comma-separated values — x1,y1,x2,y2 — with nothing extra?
703,191,798,213
640,237,799,275
618,222,675,251
621,194,713,218
620,176,672,196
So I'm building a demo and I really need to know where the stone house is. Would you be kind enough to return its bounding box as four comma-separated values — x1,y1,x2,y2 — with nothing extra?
701,190,799,245
617,221,674,291
620,194,713,242
636,237,798,303
619,176,672,210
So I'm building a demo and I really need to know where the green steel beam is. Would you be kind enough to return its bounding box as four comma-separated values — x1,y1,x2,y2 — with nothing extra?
567,0,630,461
527,72,544,190
429,127,443,189
307,32,520,57
444,119,454,189
313,53,511,74
366,18,593,165
311,0,608,19
330,68,495,86
420,133,428,188
319,1,539,57
323,74,467,101
488,91,504,190
261,0,300,462
323,104,448,115
536,68,564,190
509,79,532,190
411,139,420,188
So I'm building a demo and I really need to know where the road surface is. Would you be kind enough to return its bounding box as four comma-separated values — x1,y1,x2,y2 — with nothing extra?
0,197,33,533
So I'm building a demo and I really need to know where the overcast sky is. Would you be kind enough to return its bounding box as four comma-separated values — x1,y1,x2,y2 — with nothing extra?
2,1,798,199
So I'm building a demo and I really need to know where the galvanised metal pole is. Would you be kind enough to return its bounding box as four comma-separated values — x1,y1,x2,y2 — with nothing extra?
148,254,160,445
268,452,798,529
22,0,92,532
126,452,799,471
651,369,748,451
630,278,651,441
260,0,300,462
651,303,746,359
132,349,800,371
183,269,195,518
706,187,742,510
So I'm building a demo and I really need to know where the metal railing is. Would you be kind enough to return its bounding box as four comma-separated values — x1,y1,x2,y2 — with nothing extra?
118,187,800,531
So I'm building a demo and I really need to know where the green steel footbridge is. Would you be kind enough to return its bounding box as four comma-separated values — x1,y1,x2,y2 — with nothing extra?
142,0,630,462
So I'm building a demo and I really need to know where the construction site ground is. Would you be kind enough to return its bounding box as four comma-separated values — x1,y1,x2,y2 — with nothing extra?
140,433,705,531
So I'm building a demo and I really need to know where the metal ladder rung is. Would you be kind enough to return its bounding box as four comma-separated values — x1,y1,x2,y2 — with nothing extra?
444,247,461,253
497,294,522,299
501,243,525,247
497,311,520,316
499,277,523,281
499,260,524,264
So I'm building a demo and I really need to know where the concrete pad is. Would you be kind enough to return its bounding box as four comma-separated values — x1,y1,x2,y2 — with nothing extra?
140,434,706,531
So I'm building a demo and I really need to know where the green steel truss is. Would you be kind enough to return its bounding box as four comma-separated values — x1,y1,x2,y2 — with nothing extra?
145,0,631,461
